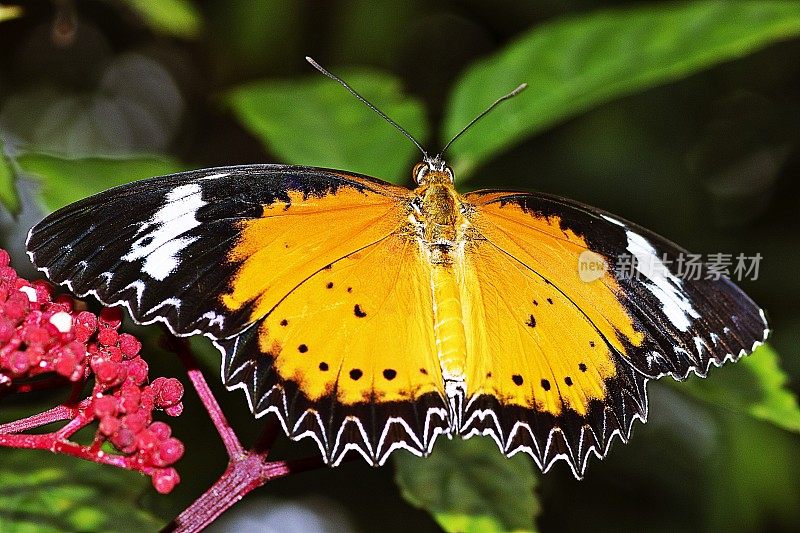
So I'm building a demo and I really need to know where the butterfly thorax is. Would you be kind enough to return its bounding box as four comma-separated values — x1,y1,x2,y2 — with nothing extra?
411,171,468,260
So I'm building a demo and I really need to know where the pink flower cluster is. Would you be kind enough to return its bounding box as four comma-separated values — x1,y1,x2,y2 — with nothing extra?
0,249,185,493
0,250,86,383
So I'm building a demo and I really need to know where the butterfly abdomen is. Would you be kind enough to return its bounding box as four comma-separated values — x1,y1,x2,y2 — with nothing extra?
430,263,467,382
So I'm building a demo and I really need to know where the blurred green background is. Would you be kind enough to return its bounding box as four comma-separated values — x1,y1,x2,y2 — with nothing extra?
1,1,800,532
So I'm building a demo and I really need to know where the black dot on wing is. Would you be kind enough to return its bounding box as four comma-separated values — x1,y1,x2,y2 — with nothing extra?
486,372,492,378
589,341,595,348
139,236,153,247
319,362,329,371
298,344,308,353
350,368,363,380
512,374,524,386
533,300,539,306
541,379,551,391
347,287,353,293
547,297,553,305
323,264,333,270
420,368,428,375
326,282,334,289
280,319,288,326
525,314,536,328
354,304,367,318
383,369,397,380
564,376,573,386
579,363,587,372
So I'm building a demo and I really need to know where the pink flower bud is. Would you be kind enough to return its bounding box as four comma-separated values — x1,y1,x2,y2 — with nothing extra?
111,427,137,453
126,357,148,385
118,334,141,358
152,467,180,494
122,411,148,434
154,378,184,408
164,403,184,417
136,428,159,452
148,421,171,441
153,437,184,466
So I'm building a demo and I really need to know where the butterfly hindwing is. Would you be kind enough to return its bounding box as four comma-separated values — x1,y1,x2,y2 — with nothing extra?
218,234,449,465
457,235,648,475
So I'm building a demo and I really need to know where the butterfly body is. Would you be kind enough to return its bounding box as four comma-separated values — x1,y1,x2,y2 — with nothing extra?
27,162,768,476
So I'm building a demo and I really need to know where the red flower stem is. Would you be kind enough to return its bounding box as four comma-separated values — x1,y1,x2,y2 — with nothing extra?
0,430,155,473
186,366,243,457
166,453,327,532
54,409,91,439
0,402,79,434
163,334,243,457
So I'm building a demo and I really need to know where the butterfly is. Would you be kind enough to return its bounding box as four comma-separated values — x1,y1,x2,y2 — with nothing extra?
25,59,769,478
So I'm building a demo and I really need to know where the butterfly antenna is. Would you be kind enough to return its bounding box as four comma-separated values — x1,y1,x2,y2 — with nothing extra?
306,56,429,160
438,83,527,158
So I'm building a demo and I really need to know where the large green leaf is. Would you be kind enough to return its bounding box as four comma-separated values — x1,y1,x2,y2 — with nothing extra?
122,0,203,39
444,0,800,176
17,152,184,213
680,344,800,433
394,438,539,533
0,140,19,214
0,450,163,532
225,70,428,184
703,412,800,532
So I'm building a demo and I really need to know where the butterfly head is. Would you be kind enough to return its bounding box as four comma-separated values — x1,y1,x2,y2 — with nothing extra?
414,157,454,186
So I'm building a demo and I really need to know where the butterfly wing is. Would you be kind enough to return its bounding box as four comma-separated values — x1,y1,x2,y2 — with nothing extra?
27,165,449,463
27,164,407,338
460,190,768,475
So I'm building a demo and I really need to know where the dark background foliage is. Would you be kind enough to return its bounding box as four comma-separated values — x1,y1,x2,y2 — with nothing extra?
1,1,799,532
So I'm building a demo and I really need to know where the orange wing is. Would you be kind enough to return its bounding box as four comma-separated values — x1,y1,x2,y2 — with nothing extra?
459,190,768,475
28,165,449,465
219,232,449,465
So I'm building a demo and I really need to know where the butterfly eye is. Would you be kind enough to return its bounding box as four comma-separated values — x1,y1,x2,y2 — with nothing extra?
413,163,429,184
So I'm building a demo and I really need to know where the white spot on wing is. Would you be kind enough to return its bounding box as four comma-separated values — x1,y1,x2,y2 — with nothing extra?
602,215,700,332
198,172,230,181
122,184,206,281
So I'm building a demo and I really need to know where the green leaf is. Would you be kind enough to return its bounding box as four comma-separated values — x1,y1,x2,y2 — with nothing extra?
17,152,184,213
394,438,539,533
0,5,23,22
680,344,800,433
704,413,800,532
445,0,800,176
0,450,163,532
0,140,20,214
122,0,203,39
225,70,428,184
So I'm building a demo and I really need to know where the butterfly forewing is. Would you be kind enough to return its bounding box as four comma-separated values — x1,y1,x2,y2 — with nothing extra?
27,165,407,339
